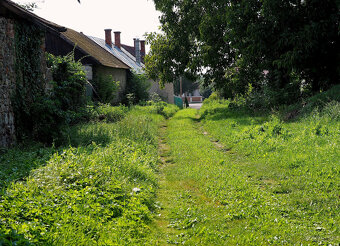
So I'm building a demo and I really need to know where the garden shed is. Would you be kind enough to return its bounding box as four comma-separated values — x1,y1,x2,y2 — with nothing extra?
0,0,65,148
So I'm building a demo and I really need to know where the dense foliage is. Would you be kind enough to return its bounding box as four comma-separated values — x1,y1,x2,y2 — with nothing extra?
92,75,119,104
46,53,87,112
12,22,88,145
123,71,151,105
20,52,88,144
13,46,88,144
13,21,45,142
146,0,339,104
0,104,179,245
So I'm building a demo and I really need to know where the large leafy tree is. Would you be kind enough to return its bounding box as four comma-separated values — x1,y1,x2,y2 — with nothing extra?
146,0,339,103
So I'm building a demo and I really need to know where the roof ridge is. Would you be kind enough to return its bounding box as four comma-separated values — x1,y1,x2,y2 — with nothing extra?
62,28,130,69
88,36,145,74
2,0,66,32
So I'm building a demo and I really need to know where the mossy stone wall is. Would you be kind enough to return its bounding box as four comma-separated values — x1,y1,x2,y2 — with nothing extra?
0,17,16,148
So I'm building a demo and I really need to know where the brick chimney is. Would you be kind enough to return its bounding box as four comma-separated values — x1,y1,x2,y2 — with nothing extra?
134,38,141,65
140,40,145,62
104,29,112,48
114,31,121,49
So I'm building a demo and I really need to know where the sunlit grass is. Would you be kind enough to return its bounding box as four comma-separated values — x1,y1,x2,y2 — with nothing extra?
0,103,178,245
197,95,340,244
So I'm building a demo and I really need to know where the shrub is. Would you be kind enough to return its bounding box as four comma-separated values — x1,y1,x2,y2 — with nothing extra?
142,101,179,119
25,52,88,144
92,75,119,104
46,52,87,111
149,92,162,103
124,72,151,105
96,104,128,122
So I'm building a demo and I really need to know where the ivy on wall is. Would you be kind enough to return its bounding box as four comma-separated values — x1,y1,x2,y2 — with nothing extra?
12,21,88,144
13,21,45,141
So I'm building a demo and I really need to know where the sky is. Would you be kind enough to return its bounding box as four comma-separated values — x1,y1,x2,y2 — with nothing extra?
13,0,162,50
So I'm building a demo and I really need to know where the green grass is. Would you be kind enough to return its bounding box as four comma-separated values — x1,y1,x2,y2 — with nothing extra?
1,92,338,245
197,94,340,244
0,104,179,245
149,109,233,245
148,87,339,245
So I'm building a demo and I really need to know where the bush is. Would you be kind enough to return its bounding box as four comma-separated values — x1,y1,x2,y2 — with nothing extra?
92,75,119,104
143,101,179,119
96,104,128,122
46,52,87,111
25,52,88,144
149,92,162,103
123,72,151,105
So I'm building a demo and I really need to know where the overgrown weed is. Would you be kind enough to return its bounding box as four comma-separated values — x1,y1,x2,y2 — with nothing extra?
0,103,176,245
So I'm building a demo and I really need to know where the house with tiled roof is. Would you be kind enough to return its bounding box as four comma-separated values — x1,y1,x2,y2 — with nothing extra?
45,27,130,103
88,32,144,74
92,30,174,104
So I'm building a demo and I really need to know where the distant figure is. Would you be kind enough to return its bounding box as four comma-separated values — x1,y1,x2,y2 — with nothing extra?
184,96,189,108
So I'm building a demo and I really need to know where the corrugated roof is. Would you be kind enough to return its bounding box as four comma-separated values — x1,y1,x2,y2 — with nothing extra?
61,29,130,69
88,36,145,74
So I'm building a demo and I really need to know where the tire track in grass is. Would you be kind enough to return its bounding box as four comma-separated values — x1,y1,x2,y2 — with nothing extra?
149,107,340,245
149,109,234,245
149,122,178,245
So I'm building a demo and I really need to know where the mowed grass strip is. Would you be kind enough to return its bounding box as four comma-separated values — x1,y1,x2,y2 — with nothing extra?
153,107,339,245
149,109,231,245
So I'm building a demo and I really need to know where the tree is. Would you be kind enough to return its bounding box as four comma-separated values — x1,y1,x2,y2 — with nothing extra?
19,2,38,11
147,0,339,104
20,0,80,11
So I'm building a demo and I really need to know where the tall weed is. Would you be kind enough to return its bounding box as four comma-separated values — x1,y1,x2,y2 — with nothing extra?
0,106,167,245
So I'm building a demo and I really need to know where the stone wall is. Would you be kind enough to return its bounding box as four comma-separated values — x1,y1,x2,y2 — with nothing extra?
0,17,16,148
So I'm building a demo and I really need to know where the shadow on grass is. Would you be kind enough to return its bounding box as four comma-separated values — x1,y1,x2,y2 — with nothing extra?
0,129,110,191
63,127,113,148
201,107,267,126
0,124,112,191
0,229,32,245
0,143,56,190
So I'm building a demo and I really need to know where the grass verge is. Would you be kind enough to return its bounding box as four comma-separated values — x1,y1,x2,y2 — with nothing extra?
0,103,178,245
198,88,339,244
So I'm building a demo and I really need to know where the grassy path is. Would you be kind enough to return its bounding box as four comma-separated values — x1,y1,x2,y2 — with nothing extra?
149,108,339,245
150,109,236,245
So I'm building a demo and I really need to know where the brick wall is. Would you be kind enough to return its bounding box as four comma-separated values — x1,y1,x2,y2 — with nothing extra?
0,17,16,148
